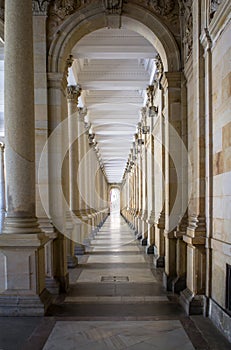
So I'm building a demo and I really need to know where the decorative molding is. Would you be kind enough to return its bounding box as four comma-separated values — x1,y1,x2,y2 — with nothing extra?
78,106,88,122
64,54,74,80
32,0,50,16
102,0,125,28
66,84,82,103
209,0,224,20
154,53,163,89
50,0,86,20
103,0,123,15
144,0,175,16
47,0,89,42
181,0,193,62
200,27,213,52
208,0,230,46
0,0,4,20
146,85,155,107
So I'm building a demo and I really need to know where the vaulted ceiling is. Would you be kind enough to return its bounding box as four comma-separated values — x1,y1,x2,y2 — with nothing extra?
70,28,157,183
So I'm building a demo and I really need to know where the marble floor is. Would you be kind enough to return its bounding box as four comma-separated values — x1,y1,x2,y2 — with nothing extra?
0,214,230,350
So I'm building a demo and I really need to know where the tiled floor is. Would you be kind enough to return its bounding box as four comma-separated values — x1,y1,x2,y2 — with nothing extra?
0,213,230,350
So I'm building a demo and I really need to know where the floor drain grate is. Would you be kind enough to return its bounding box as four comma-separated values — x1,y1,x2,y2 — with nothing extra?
101,276,129,282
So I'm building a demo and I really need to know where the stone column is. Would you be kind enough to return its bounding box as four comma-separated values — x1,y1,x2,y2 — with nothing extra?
146,85,157,254
47,71,69,292
162,72,183,291
32,5,60,295
180,0,206,315
137,124,143,236
0,142,5,211
141,111,148,245
146,133,155,254
0,143,5,233
0,0,50,315
200,27,213,316
66,85,82,267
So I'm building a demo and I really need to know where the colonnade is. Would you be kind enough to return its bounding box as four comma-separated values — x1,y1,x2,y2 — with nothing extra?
0,0,109,315
121,50,205,315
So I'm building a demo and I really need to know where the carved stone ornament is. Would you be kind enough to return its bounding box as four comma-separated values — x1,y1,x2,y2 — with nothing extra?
67,84,82,103
181,0,193,62
103,0,123,15
51,0,84,19
32,0,50,15
78,106,88,122
0,0,4,20
210,0,223,20
146,85,155,107
47,0,89,43
63,54,74,79
154,53,163,88
137,0,175,16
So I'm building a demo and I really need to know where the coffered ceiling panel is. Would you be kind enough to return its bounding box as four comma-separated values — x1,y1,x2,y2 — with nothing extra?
71,28,156,183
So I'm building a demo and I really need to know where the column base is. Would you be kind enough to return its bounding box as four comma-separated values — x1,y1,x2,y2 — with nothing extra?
74,244,85,255
58,273,69,293
45,277,60,295
171,275,186,293
163,272,176,291
179,288,204,315
0,288,52,316
153,255,165,268
67,255,78,268
209,298,231,343
141,237,147,246
136,233,142,240
146,245,154,254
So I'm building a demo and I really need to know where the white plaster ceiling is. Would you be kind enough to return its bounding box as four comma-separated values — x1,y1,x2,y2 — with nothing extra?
71,28,156,183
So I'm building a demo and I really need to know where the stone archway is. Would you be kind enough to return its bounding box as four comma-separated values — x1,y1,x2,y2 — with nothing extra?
47,1,181,75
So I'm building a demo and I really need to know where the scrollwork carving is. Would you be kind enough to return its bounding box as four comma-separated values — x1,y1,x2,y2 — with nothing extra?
47,0,89,43
136,0,175,16
147,0,175,16
32,0,50,15
181,0,193,62
51,0,83,19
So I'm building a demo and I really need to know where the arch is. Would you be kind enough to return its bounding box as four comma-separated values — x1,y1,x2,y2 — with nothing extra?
48,2,180,74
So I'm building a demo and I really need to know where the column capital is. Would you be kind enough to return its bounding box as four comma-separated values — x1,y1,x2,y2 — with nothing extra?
67,84,82,104
32,0,49,16
78,106,88,122
0,142,5,151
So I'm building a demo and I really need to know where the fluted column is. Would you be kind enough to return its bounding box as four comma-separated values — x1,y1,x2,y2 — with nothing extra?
0,0,50,315
66,85,81,267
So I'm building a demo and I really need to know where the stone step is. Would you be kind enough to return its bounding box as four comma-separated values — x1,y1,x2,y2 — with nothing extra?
64,295,169,303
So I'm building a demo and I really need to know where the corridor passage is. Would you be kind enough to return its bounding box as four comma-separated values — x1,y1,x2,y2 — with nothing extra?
0,214,230,350
41,214,224,350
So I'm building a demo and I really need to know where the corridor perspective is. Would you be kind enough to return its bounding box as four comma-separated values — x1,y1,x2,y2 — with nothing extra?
1,213,231,349
0,0,231,349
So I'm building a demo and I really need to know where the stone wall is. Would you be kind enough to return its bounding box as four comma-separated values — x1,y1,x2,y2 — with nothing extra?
210,13,231,337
